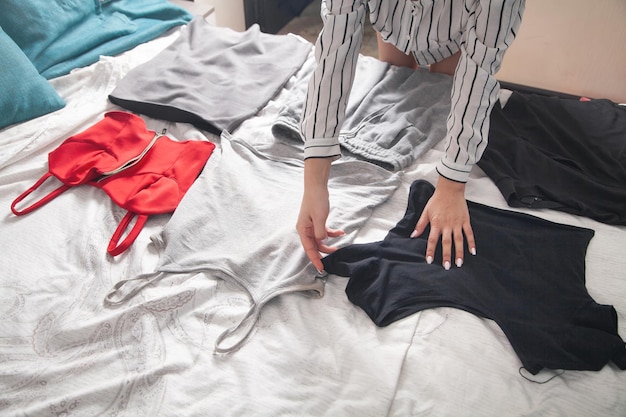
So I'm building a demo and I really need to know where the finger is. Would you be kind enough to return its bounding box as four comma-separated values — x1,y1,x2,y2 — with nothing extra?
326,228,345,238
303,241,324,272
315,227,345,256
440,229,452,270
297,226,325,273
314,226,328,242
412,211,429,238
318,242,339,254
307,250,324,273
463,223,477,256
425,226,440,265
453,226,465,267
319,227,345,253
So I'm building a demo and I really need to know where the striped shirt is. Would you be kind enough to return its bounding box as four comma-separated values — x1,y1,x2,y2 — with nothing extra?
301,0,525,182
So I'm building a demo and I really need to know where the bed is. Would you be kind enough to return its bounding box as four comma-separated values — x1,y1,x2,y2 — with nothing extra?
1,3,625,417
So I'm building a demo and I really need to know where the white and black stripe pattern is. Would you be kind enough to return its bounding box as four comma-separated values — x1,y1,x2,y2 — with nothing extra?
439,0,524,182
301,1,367,159
301,0,525,181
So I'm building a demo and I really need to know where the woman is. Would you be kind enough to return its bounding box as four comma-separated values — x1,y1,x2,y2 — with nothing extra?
297,0,525,272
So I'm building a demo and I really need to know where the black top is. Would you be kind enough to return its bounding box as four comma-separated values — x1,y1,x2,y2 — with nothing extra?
480,92,626,225
323,180,626,375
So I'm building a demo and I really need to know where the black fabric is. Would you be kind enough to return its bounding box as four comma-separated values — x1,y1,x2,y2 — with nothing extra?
244,0,314,34
322,180,626,374
479,92,626,225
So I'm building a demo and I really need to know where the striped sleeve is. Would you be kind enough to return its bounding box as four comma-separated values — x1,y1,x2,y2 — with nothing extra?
301,0,368,160
437,0,525,183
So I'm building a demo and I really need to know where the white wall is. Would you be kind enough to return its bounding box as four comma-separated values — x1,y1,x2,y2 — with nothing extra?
204,0,246,31
497,0,626,103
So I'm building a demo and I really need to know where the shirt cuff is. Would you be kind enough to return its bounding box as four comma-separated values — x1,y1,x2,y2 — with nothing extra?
303,137,342,160
436,157,472,183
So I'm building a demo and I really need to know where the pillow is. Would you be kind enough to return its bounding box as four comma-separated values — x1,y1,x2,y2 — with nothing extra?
0,0,193,79
0,26,65,130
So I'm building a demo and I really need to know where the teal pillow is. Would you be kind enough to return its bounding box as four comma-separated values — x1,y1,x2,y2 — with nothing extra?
0,26,65,129
0,0,192,79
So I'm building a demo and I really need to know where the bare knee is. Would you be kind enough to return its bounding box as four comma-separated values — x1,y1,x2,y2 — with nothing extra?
376,33,418,69
429,51,461,76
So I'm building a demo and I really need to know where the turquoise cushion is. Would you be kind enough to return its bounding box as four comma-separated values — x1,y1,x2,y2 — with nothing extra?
0,0,193,79
0,26,65,130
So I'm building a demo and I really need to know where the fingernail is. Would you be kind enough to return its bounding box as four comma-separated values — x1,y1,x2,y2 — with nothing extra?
444,261,451,270
471,247,477,256
456,258,463,267
410,230,418,238
426,256,433,264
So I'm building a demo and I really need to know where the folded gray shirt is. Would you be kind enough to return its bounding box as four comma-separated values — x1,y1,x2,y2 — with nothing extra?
109,17,311,133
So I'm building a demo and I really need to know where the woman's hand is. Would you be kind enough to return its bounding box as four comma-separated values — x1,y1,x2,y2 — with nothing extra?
412,176,476,269
296,158,344,273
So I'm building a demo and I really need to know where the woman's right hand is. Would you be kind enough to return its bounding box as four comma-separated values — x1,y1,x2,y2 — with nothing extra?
296,158,344,273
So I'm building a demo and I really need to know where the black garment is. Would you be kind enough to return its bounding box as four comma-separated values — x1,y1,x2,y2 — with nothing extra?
479,92,626,225
322,180,626,375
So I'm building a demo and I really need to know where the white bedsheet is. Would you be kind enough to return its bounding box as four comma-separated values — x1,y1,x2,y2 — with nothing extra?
1,27,625,417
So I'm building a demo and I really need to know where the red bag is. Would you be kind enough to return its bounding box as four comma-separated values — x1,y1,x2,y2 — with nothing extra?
11,111,215,255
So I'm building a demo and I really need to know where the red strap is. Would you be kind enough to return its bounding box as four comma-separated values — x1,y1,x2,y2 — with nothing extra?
107,212,149,256
11,173,72,215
